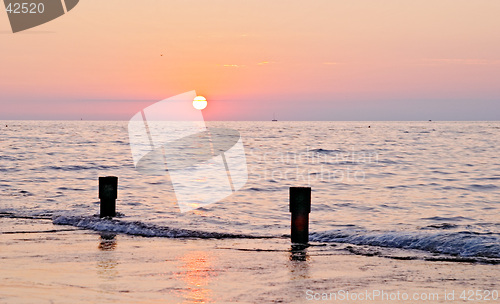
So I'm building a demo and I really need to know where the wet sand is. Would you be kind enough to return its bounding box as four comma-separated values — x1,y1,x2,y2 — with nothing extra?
1,218,498,304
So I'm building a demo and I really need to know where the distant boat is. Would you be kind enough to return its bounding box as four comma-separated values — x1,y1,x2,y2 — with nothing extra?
272,113,278,121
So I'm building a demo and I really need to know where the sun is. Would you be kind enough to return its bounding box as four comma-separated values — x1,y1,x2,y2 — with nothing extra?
193,96,207,110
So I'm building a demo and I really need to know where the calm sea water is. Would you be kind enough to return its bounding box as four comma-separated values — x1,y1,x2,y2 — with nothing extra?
1,121,499,262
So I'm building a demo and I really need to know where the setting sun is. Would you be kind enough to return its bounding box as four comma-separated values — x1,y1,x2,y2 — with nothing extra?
193,96,207,110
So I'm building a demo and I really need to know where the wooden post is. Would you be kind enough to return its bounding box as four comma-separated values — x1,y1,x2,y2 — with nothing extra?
289,187,311,244
99,176,117,218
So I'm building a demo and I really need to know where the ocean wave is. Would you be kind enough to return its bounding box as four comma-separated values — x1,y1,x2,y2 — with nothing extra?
469,184,498,190
309,148,343,154
423,223,459,229
52,214,500,261
310,229,500,259
40,165,121,171
246,186,287,192
52,215,269,239
422,216,474,222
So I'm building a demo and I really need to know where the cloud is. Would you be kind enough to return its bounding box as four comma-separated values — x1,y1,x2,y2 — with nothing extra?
76,99,155,103
221,64,244,68
422,58,500,65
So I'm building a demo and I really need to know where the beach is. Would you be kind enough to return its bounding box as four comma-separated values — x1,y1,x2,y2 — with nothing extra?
2,216,499,304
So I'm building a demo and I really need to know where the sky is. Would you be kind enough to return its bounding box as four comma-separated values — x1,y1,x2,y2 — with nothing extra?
1,0,499,120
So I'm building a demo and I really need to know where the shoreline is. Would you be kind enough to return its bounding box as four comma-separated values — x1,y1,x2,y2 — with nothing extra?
1,217,498,303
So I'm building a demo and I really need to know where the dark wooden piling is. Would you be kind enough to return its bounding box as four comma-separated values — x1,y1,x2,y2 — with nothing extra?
99,176,118,218
289,187,311,244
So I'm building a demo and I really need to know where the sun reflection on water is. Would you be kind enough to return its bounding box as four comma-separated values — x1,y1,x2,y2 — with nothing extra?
177,251,217,303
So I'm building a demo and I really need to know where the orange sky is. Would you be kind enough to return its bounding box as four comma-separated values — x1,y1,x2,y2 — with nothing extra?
1,0,499,120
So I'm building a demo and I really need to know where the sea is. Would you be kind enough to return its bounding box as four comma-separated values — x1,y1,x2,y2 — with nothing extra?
1,121,499,264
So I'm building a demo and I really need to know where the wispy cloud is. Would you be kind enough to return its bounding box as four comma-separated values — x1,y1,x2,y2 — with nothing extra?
221,64,244,68
422,58,500,65
77,99,155,103
218,61,277,68
322,62,339,65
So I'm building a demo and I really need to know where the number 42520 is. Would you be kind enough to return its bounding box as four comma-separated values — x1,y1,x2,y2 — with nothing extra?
460,290,499,301
6,2,45,14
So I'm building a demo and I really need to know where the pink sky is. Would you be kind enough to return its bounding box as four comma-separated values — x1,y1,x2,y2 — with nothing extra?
1,0,499,120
